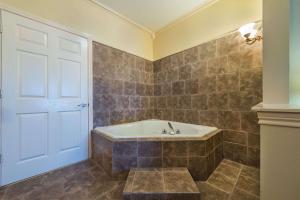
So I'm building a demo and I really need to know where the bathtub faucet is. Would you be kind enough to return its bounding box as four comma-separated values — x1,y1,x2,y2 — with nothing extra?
168,122,175,134
167,122,181,135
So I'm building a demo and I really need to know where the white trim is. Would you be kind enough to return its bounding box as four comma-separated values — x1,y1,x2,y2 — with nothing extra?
88,38,94,158
89,0,155,38
0,10,2,184
253,103,300,128
252,103,300,113
257,114,300,128
90,0,218,36
0,3,91,39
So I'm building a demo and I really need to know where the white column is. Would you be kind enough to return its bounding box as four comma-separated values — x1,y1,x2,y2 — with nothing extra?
253,107,300,200
263,0,290,105
256,1,300,200
264,0,300,105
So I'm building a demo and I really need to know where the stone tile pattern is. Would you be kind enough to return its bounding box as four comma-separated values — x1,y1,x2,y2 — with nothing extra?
92,130,223,181
93,32,261,167
0,160,125,200
0,159,259,200
153,32,262,167
123,168,201,200
93,42,155,126
196,159,260,200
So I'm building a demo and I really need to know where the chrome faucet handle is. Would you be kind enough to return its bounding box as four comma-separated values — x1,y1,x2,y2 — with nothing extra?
176,129,181,134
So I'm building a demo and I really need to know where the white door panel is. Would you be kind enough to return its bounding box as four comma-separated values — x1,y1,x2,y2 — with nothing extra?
59,37,81,55
18,50,48,97
1,11,89,185
59,59,81,98
18,113,48,161
53,28,88,167
17,24,48,47
59,111,81,151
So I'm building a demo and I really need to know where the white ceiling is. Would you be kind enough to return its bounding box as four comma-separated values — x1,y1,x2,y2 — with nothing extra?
93,0,215,33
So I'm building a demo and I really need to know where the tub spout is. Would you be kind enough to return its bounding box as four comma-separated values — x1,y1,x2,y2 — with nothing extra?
168,122,175,134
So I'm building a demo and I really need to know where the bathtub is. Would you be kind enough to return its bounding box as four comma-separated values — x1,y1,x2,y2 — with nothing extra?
92,119,223,181
93,119,219,141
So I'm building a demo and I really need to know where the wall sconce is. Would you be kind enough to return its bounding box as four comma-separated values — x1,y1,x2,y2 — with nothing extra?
239,23,262,45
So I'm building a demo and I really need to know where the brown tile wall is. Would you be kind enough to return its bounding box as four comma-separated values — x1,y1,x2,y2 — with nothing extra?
93,31,262,168
92,130,223,181
93,42,155,126
152,32,262,167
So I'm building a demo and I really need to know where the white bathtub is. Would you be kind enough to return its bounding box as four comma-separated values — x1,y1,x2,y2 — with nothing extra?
94,119,219,141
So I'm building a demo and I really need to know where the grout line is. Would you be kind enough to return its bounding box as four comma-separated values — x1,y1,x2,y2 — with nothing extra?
221,160,242,170
2,189,7,200
162,170,166,193
206,182,231,194
239,165,260,183
236,187,260,198
97,181,121,199
242,175,260,184
130,171,137,192
213,166,238,181
161,140,164,167
227,164,243,200
210,171,236,182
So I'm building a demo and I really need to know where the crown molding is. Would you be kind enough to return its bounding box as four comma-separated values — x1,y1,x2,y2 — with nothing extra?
90,0,219,37
156,0,219,34
89,0,155,38
252,103,300,128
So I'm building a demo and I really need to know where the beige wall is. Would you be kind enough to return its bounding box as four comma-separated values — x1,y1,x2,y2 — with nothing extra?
0,0,262,60
0,0,263,61
0,0,154,60
153,0,262,60
261,125,300,200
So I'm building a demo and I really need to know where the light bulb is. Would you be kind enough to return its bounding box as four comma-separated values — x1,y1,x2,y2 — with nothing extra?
239,23,257,39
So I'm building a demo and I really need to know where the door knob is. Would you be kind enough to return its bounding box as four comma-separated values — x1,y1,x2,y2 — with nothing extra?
77,103,89,108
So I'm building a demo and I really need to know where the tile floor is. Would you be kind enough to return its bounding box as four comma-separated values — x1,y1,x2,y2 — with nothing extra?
0,159,259,200
123,168,201,199
198,159,260,200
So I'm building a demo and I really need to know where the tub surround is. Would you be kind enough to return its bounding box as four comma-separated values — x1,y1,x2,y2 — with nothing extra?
93,30,262,168
153,31,262,167
93,41,155,127
92,121,223,181
94,120,219,141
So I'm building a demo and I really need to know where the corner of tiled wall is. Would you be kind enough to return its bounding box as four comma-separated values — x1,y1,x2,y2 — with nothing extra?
152,31,262,167
93,41,155,127
92,30,262,167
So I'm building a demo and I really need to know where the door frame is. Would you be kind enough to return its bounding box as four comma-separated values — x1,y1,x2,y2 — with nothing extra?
0,5,94,185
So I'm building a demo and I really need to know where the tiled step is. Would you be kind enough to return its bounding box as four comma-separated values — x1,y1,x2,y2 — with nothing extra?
123,168,201,200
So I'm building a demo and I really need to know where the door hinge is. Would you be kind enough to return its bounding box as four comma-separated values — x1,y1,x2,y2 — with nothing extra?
0,90,2,99
0,154,2,164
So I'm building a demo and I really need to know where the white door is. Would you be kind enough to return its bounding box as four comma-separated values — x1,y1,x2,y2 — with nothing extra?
1,11,89,185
